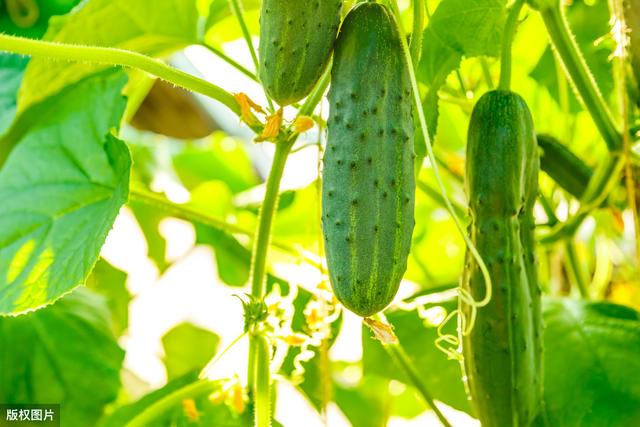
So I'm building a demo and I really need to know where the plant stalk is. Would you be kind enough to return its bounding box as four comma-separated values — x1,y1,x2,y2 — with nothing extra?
246,70,331,425
253,334,272,427
410,0,425,69
564,240,590,298
0,33,240,115
203,43,259,82
499,0,525,91
385,343,453,427
538,4,621,151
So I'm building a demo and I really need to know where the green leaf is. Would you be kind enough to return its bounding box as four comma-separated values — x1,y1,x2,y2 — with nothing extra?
204,0,260,35
18,0,200,112
99,373,197,427
198,225,252,287
86,258,131,336
173,135,259,194
417,0,506,140
162,322,220,380
333,374,389,427
0,0,82,39
271,182,322,251
369,297,640,423
543,298,640,426
0,72,130,315
0,288,124,426
0,54,29,136
432,0,506,57
129,201,170,273
98,373,251,427
362,302,473,414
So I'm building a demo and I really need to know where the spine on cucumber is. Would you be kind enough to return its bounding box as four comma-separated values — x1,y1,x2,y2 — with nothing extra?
322,2,415,318
462,90,543,426
258,0,342,106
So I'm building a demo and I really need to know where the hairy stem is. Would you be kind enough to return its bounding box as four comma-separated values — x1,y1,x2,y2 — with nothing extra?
253,334,272,427
0,33,239,115
499,0,525,90
246,71,331,424
249,141,293,298
538,4,621,151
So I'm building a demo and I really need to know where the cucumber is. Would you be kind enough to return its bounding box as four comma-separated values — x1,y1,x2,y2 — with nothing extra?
462,90,543,426
537,133,592,199
258,0,342,106
322,2,415,318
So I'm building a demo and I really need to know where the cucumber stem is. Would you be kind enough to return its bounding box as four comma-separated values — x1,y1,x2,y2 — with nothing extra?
249,141,293,298
538,4,621,152
253,334,272,427
202,43,259,82
480,57,495,90
228,0,275,111
0,33,240,116
565,240,590,298
499,0,525,91
246,70,331,425
410,0,425,70
385,343,453,427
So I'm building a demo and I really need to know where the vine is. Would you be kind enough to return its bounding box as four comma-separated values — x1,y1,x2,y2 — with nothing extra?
385,0,493,366
245,70,331,425
0,34,241,117
499,0,525,91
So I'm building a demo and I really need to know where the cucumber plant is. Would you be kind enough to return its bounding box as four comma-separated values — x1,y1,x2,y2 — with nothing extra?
0,0,638,427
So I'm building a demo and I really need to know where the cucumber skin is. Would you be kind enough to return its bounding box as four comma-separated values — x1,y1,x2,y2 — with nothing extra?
258,0,342,106
322,3,415,318
463,90,543,427
537,133,592,199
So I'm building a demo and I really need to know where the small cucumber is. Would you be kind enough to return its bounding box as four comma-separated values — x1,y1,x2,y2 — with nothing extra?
258,0,342,106
322,2,415,318
537,133,592,199
463,90,543,427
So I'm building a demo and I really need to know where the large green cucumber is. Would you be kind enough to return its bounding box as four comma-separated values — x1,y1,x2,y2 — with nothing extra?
462,90,543,426
322,2,415,318
258,0,342,106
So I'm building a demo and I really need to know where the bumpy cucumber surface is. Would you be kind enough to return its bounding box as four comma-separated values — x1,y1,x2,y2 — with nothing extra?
258,0,342,106
322,3,415,318
463,90,543,427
